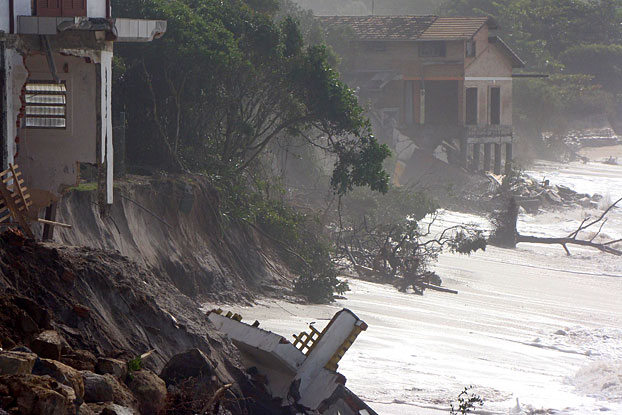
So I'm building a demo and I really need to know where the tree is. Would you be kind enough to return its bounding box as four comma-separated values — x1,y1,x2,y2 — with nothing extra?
491,196,622,256
335,187,486,294
113,0,390,194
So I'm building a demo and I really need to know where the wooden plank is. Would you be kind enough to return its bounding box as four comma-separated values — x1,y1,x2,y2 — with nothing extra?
2,172,22,183
0,182,33,238
9,165,29,214
0,214,11,223
36,218,72,229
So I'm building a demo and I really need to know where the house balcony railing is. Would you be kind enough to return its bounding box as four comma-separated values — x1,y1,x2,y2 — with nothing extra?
397,123,513,144
463,124,513,144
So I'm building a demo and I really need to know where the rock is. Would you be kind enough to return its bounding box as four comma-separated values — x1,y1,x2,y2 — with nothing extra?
108,375,138,410
96,358,127,382
86,403,136,415
160,348,213,385
126,370,166,415
62,350,97,372
78,403,96,415
31,330,63,360
0,374,75,415
81,372,114,403
544,189,563,205
33,358,85,399
0,351,37,375
10,346,33,354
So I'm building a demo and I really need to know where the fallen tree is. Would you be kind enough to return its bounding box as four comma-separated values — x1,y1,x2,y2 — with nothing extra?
490,196,622,256
334,187,487,294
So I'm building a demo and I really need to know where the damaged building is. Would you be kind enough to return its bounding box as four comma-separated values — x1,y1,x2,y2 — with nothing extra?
318,15,525,184
208,308,377,415
0,0,165,236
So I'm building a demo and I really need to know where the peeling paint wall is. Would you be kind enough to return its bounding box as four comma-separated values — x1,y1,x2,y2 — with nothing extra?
465,43,514,126
0,2,10,33
13,52,98,208
100,50,113,204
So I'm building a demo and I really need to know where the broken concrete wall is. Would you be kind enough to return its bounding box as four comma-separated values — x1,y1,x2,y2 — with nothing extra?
12,52,98,208
4,33,115,210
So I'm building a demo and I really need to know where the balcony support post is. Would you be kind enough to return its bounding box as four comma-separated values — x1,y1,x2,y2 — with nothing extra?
505,142,513,174
494,143,502,175
472,143,481,171
483,143,492,172
460,137,469,168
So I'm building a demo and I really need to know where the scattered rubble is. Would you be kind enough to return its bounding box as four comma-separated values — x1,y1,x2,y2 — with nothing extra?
561,128,622,150
502,175,602,213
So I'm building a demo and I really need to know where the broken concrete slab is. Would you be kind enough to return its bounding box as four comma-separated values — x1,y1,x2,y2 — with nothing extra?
207,308,376,415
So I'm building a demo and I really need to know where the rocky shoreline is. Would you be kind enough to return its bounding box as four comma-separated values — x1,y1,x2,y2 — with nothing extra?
0,229,288,414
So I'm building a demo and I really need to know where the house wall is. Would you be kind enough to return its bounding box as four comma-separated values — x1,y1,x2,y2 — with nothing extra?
353,40,464,80
464,42,514,125
12,52,98,208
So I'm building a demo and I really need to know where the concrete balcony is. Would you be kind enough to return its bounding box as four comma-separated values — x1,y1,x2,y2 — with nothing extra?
463,124,513,144
17,16,166,42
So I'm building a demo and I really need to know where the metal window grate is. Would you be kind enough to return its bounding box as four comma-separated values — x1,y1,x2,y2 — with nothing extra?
25,81,67,129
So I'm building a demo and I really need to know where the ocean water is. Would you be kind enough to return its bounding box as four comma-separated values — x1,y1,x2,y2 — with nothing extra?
211,159,622,414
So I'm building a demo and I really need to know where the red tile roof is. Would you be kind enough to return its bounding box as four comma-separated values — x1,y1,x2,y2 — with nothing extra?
317,15,493,41
419,17,490,40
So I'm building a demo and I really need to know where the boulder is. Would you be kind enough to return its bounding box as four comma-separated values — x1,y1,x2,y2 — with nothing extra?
78,403,96,415
81,372,114,403
86,403,136,415
62,350,97,372
108,375,138,410
126,370,166,415
33,358,85,399
160,348,213,385
0,351,37,375
0,374,75,415
31,330,63,360
96,358,127,382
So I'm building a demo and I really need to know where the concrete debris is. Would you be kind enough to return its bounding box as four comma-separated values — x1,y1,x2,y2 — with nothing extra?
208,307,378,415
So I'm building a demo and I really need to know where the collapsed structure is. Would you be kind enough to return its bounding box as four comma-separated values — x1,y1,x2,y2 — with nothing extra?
318,15,525,184
208,308,377,415
0,0,165,235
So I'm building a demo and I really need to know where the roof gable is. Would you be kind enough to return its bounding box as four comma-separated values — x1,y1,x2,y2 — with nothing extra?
317,15,493,41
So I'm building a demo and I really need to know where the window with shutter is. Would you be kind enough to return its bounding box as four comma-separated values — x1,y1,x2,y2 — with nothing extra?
25,81,67,129
37,0,62,17
62,0,87,16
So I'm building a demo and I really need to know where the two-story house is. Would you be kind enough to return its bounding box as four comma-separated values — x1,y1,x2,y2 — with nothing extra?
319,15,524,181
1,0,165,235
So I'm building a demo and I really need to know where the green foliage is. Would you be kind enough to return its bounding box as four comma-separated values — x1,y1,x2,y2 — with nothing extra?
210,168,348,303
450,386,484,415
113,0,389,194
127,356,142,380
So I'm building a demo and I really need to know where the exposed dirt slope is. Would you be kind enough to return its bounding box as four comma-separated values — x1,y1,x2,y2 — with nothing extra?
55,175,294,302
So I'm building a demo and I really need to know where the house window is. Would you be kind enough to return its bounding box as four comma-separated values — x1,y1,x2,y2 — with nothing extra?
466,88,478,125
466,40,476,57
490,87,501,125
36,0,86,17
25,81,67,129
365,42,387,52
418,41,446,58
